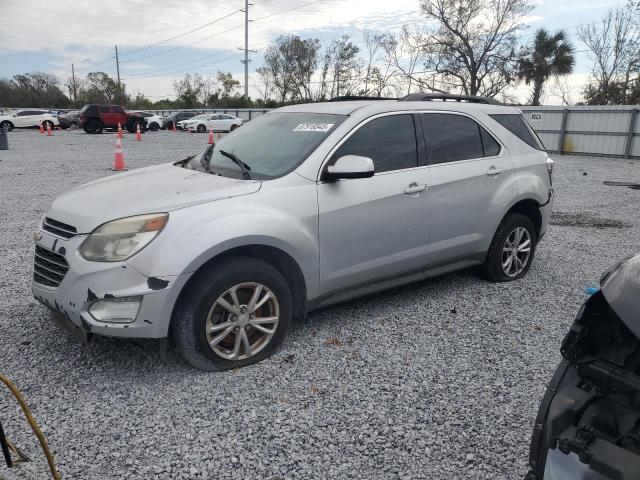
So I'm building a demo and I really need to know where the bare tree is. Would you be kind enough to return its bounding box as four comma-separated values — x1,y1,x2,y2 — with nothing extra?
362,31,385,94
578,4,640,104
380,26,428,95
324,35,364,97
547,76,574,105
420,0,532,97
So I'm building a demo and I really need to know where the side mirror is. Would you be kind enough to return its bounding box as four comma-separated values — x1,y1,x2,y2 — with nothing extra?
325,155,375,181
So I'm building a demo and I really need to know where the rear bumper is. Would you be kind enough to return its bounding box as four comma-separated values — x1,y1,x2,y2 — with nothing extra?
31,229,183,339
538,189,554,241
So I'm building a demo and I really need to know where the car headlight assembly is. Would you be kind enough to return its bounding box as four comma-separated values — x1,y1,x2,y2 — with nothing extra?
79,213,168,262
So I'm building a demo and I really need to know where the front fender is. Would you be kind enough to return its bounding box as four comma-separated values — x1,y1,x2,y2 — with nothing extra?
126,185,320,299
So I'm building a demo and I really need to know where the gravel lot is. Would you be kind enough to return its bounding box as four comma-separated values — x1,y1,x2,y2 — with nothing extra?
0,128,638,480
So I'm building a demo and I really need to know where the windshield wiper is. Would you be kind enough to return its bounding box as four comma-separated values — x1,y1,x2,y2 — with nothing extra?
173,154,196,168
219,149,252,180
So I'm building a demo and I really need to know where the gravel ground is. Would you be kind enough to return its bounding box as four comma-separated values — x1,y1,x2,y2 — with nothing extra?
0,128,638,480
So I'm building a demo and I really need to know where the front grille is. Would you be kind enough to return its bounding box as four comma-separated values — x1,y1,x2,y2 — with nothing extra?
33,245,69,288
43,217,77,239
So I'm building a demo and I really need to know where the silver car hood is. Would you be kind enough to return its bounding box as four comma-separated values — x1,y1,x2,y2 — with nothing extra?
601,252,640,338
47,163,261,233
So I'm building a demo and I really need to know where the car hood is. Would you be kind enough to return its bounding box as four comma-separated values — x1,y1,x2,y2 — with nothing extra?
601,252,640,337
47,163,261,233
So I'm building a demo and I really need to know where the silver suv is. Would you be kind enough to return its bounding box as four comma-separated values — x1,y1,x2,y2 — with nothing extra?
32,94,554,371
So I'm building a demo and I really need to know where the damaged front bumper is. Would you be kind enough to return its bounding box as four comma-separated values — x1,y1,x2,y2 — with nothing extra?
31,229,183,339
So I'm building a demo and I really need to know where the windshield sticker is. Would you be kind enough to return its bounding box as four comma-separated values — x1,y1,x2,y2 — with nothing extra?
293,123,334,132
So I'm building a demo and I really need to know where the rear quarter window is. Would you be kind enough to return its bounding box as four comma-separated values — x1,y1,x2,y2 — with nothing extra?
490,114,544,150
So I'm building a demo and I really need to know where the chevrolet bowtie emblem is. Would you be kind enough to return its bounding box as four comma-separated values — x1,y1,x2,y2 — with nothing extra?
33,232,42,242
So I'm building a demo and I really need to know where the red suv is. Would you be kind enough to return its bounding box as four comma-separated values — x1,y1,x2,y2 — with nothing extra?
79,104,147,134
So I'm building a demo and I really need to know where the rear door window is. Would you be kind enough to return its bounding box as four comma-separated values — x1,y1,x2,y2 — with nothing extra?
489,114,544,150
421,113,486,164
333,114,418,173
113,106,125,114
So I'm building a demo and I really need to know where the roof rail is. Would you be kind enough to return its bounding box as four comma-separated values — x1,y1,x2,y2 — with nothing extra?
399,93,502,105
328,95,398,102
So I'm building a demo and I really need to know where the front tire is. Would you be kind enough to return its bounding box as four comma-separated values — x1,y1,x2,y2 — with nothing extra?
196,124,206,133
173,257,293,371
1,121,14,132
482,213,537,282
149,122,159,131
43,120,54,130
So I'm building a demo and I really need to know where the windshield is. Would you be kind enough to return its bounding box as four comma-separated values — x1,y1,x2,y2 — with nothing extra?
203,112,345,179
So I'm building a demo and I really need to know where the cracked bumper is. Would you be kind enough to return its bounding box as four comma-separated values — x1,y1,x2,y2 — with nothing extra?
31,230,182,339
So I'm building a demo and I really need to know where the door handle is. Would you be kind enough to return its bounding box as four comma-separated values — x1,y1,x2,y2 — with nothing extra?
486,166,504,176
404,183,427,195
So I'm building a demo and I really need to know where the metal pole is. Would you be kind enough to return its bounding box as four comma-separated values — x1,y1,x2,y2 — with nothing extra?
115,45,122,104
71,63,77,102
244,0,249,100
558,109,569,154
624,108,638,159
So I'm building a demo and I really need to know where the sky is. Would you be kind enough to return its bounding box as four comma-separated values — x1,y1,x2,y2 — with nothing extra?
0,0,619,104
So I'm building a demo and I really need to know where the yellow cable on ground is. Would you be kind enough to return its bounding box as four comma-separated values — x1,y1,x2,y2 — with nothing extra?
0,374,60,480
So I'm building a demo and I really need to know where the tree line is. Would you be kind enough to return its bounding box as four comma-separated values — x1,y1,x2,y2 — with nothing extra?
1,0,638,109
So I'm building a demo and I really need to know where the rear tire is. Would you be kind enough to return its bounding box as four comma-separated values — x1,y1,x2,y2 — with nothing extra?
43,120,54,130
1,121,14,132
482,213,537,282
149,122,159,131
173,257,293,371
87,120,103,134
196,124,206,133
69,121,78,130
230,124,238,131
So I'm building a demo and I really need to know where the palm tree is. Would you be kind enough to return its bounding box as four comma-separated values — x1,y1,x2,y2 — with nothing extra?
518,29,575,106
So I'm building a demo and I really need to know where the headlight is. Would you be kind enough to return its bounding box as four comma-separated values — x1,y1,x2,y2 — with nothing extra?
79,213,168,262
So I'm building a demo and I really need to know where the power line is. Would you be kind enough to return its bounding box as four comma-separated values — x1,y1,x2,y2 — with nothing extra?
119,8,245,60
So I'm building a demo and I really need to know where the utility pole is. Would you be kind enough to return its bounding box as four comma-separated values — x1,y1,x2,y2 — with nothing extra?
115,45,122,104
244,0,249,100
71,63,77,102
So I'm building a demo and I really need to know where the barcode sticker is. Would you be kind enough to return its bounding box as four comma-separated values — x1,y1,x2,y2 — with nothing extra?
293,123,334,132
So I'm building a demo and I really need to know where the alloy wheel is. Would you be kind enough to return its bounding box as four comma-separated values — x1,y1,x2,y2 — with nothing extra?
501,227,532,277
205,282,279,360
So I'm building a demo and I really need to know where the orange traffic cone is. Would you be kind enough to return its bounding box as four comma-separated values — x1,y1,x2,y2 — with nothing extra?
135,123,142,141
217,132,221,140
111,137,126,171
39,124,44,134
208,129,214,145
46,124,53,136
172,122,177,133
117,123,123,139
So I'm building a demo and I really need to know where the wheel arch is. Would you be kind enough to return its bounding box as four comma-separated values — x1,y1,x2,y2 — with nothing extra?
169,244,308,336
503,198,543,239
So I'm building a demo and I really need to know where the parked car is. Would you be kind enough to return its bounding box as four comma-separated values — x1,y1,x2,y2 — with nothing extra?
32,94,554,371
176,114,207,131
179,113,243,133
526,253,640,480
0,110,59,132
163,111,197,130
133,111,164,131
79,104,147,134
57,110,80,130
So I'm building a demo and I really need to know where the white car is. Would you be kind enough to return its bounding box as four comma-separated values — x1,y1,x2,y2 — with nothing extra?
134,112,164,131
0,110,59,132
179,113,243,133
